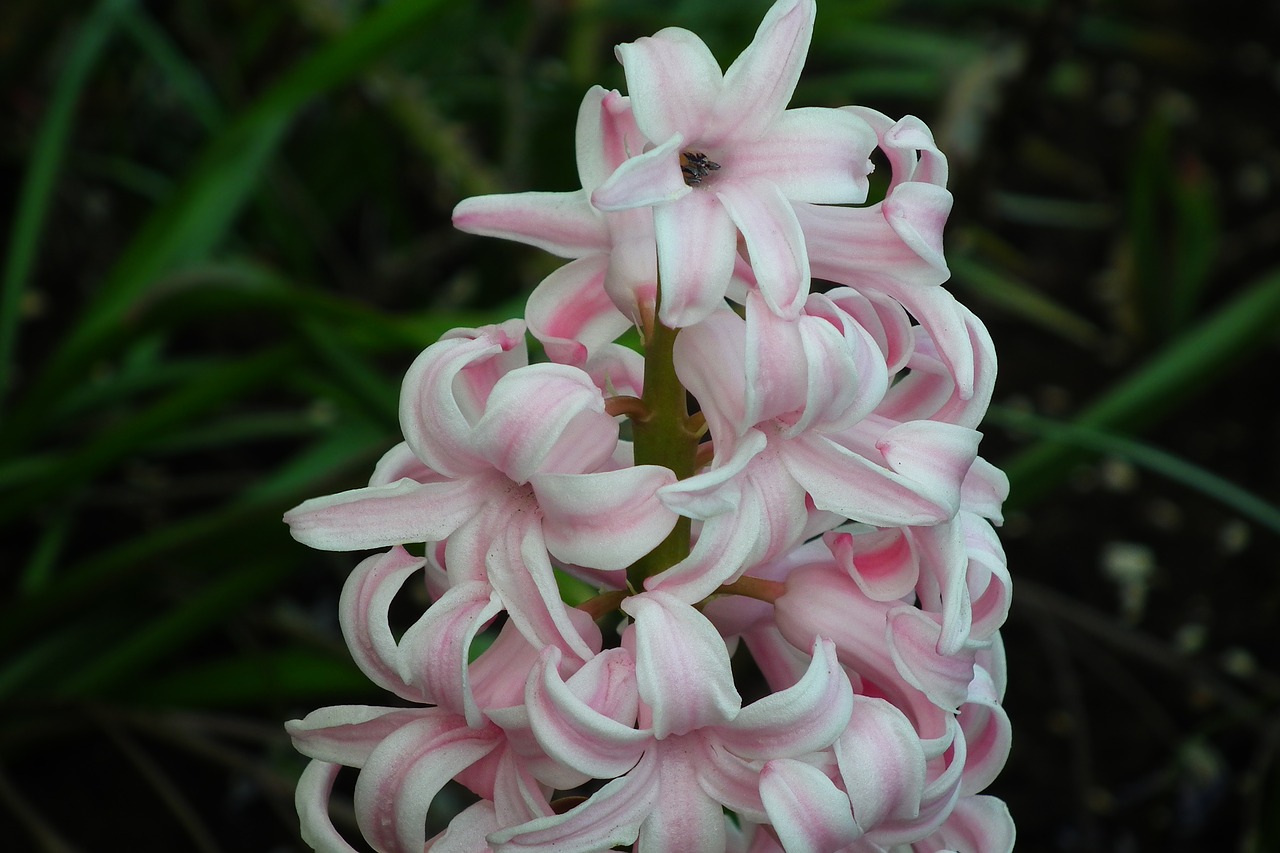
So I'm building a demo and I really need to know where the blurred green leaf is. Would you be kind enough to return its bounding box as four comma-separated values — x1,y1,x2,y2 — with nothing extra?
5,0,451,451
134,648,374,707
988,406,1280,535
950,254,1104,349
0,0,134,410
1001,267,1280,507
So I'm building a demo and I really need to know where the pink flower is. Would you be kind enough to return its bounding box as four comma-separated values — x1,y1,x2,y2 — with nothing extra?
491,593,854,852
283,321,678,661
593,0,877,326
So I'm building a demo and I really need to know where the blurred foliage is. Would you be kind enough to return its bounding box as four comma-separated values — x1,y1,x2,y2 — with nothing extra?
2,0,1280,849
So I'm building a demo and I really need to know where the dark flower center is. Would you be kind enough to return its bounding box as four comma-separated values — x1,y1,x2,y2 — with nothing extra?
679,150,721,186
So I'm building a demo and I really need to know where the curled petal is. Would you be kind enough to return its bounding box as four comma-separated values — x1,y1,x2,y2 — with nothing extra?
760,758,861,853
825,526,919,603
526,255,631,364
426,800,500,853
957,665,1012,797
882,182,952,273
490,754,658,852
296,760,361,853
354,713,502,853
672,307,751,444
525,646,650,779
287,705,429,768
339,547,428,700
591,133,690,210
451,190,608,258
398,582,503,727
721,638,853,759
400,323,526,477
886,606,977,713
835,695,927,829
623,592,742,737
535,466,679,570
474,364,617,482
912,795,1015,853
576,85,645,190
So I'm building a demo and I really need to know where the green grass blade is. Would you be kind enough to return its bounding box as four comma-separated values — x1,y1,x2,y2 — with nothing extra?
118,4,223,130
133,649,374,707
0,0,134,409
1000,267,1280,506
988,406,1280,536
6,0,450,448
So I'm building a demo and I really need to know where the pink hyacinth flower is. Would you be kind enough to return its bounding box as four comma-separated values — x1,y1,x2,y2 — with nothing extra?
592,0,877,327
283,321,678,662
491,592,855,852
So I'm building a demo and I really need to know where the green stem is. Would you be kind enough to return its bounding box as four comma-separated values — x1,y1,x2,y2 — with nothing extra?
628,317,697,591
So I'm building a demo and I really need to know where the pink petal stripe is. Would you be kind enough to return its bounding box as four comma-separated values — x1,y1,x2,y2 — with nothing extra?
451,190,608,258
295,760,362,853
473,364,616,483
760,758,861,853
654,189,739,328
354,713,502,853
534,466,679,570
718,180,810,318
914,795,1015,853
623,592,742,737
400,326,523,478
339,547,427,701
283,476,483,552
617,28,722,144
489,754,658,851
287,705,429,768
721,638,853,759
885,605,977,712
526,255,630,361
712,0,814,143
825,527,920,603
637,746,728,853
730,107,874,203
525,647,650,778
591,133,690,211
575,85,645,190
835,695,927,828
397,581,503,727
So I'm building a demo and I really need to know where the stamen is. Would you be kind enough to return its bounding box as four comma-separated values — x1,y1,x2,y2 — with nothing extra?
679,150,721,186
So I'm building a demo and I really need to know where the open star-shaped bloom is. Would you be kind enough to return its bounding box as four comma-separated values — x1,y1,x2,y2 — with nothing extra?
591,0,877,327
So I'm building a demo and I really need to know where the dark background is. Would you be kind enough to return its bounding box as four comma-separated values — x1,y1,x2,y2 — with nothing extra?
2,0,1279,850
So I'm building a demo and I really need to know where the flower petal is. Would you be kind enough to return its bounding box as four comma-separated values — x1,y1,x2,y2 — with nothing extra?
638,745,727,853
534,466,679,570
575,85,646,191
835,695,927,829
339,547,428,700
623,592,742,737
721,638,853,759
711,0,815,143
354,714,501,853
717,180,810,318
296,761,361,853
760,758,861,853
287,705,429,768
616,28,722,143
525,646,650,778
283,476,485,552
452,190,608,258
398,581,503,727
473,364,617,482
591,133,690,211
730,107,874,203
654,188,739,328
526,255,631,364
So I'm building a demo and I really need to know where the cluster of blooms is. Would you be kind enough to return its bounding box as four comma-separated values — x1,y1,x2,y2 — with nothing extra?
283,1,1014,850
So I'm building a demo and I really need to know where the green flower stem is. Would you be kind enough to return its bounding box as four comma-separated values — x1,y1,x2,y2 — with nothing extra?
628,316,698,591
